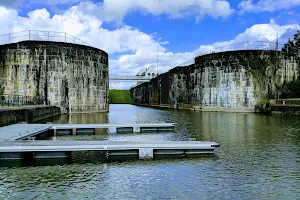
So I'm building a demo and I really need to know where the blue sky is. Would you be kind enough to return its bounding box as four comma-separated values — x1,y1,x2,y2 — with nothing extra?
0,0,300,89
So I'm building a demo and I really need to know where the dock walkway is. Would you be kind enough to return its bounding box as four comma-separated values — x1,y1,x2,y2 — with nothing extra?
0,140,219,160
0,124,52,142
0,123,175,142
0,123,220,160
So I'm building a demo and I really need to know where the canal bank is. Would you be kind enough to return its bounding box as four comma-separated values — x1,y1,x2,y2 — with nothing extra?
0,105,61,127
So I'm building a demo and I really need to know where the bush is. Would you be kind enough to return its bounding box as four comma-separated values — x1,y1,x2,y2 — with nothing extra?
255,99,271,114
280,79,300,99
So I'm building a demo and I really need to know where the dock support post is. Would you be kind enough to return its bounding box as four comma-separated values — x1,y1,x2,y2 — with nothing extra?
139,148,153,159
133,126,141,133
53,128,57,137
72,128,76,136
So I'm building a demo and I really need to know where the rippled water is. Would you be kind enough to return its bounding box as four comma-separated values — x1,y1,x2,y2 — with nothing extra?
0,104,300,199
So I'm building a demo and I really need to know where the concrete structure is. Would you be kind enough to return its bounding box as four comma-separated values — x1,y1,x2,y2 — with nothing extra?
110,66,158,84
110,76,152,82
0,106,60,127
131,50,299,112
0,40,109,113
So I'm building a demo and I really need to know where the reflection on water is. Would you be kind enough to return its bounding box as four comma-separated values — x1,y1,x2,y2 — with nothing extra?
1,104,300,199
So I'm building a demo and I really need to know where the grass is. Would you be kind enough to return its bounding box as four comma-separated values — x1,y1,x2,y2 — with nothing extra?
109,90,133,104
278,98,300,100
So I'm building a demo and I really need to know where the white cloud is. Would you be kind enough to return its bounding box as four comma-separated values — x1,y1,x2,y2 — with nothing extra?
0,4,299,90
109,82,127,90
30,0,81,5
0,7,19,35
239,0,300,13
194,19,300,54
74,0,233,24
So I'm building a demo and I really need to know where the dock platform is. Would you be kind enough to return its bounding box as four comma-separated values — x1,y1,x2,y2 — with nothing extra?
0,123,176,141
0,140,220,160
0,123,220,161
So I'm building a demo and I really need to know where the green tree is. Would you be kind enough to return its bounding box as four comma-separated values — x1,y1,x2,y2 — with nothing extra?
280,30,300,98
282,30,300,58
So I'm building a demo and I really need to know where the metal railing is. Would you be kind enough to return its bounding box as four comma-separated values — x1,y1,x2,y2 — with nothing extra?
0,95,49,107
131,41,283,88
110,76,154,81
0,30,91,46
178,41,283,67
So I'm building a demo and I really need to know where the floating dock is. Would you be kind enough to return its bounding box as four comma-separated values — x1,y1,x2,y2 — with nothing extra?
0,140,220,160
0,123,176,141
0,123,220,161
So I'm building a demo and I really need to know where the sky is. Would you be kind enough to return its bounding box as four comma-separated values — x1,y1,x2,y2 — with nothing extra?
0,0,299,89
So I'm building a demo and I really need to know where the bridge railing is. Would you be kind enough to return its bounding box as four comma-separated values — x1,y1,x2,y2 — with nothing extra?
110,76,154,81
0,30,91,46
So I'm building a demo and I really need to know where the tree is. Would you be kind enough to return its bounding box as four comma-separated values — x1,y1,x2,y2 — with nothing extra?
282,30,300,58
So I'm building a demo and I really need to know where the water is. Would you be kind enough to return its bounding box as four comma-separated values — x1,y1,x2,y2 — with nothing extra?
0,104,300,199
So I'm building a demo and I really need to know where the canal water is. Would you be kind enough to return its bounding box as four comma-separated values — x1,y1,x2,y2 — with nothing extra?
0,104,299,199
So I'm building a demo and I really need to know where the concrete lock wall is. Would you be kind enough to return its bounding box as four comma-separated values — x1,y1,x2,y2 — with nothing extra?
0,41,109,113
0,106,61,127
131,50,298,112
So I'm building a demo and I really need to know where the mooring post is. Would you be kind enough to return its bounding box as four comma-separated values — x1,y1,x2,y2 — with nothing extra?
53,128,57,137
139,148,153,159
133,126,141,133
72,128,76,136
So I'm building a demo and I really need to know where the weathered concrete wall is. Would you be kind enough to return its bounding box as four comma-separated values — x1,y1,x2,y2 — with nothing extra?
131,50,298,112
0,106,61,127
0,41,109,113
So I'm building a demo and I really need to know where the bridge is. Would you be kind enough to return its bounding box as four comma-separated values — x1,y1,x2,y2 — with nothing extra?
110,65,158,82
110,76,153,82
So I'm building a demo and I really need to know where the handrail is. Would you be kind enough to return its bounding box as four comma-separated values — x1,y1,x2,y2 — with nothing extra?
110,76,154,80
175,40,283,68
131,40,283,88
0,30,91,46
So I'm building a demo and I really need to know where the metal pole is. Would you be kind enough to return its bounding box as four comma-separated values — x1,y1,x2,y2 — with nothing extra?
65,32,67,42
9,33,11,43
29,30,30,40
48,31,50,41
156,45,158,76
